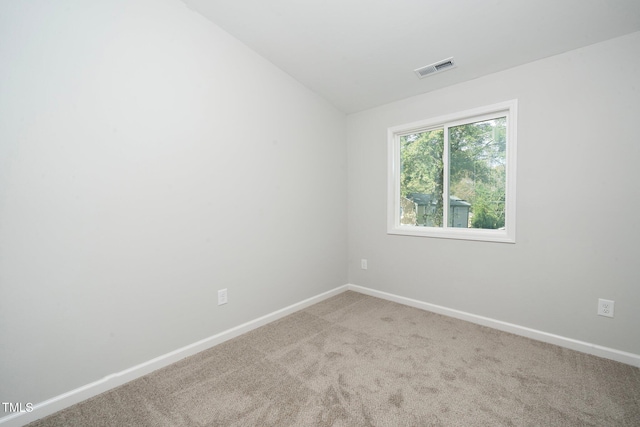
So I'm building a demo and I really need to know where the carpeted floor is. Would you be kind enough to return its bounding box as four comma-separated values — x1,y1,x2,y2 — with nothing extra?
28,291,640,426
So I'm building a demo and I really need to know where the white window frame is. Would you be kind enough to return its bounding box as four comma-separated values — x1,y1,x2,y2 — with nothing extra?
387,100,517,243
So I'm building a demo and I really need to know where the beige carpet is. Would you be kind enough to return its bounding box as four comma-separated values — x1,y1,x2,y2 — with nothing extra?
28,291,640,426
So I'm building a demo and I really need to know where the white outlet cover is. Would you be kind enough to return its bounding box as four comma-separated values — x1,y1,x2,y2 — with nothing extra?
218,289,228,305
597,298,614,317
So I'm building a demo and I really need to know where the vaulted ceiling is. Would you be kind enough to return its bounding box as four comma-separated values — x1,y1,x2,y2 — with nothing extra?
181,0,640,113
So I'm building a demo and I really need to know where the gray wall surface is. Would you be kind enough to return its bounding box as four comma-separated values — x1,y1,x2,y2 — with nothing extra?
347,31,640,356
0,0,347,404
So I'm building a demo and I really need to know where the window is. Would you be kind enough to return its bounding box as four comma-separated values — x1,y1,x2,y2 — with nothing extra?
387,100,517,243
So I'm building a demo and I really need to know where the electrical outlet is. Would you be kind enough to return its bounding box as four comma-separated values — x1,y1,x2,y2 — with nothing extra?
597,298,614,317
218,289,228,306
361,259,368,270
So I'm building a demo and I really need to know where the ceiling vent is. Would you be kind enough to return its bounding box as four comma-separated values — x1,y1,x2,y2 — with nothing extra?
414,57,456,79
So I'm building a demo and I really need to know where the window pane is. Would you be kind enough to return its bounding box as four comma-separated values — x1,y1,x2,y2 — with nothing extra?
400,129,444,227
449,117,506,229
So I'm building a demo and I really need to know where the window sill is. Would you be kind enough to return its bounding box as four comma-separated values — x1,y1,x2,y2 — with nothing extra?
387,225,515,243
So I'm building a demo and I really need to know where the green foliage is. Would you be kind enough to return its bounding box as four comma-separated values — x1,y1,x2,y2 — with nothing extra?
469,182,504,229
400,129,443,197
400,129,444,226
400,117,507,229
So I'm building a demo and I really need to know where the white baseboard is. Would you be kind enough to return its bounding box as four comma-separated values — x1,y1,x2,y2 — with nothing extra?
0,285,348,427
347,284,640,368
4,283,638,426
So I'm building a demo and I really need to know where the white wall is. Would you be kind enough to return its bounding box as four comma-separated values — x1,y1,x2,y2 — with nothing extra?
347,32,640,355
0,0,347,405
